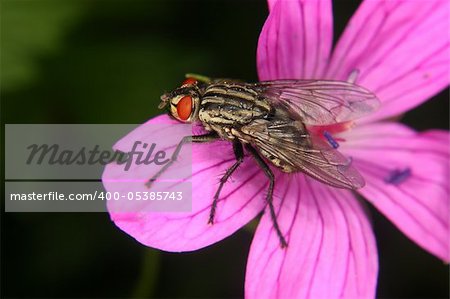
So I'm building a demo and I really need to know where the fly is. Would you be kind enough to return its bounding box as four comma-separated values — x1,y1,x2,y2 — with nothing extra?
148,73,380,248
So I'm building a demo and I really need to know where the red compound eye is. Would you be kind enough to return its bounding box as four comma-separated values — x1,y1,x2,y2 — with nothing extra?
177,96,192,120
182,78,198,86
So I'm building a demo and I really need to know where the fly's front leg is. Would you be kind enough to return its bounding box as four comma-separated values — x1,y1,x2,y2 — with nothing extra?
208,140,244,225
145,132,218,188
245,144,288,248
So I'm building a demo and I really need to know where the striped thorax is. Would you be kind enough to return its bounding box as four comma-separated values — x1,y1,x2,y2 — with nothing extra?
198,82,273,140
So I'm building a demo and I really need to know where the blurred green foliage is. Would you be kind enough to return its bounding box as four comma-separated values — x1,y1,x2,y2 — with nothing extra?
2,0,263,124
2,0,83,90
1,0,448,298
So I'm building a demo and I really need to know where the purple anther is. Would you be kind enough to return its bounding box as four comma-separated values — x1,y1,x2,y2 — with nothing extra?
323,131,339,149
384,168,412,185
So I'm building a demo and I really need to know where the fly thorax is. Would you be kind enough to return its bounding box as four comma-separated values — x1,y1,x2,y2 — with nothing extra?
199,84,272,126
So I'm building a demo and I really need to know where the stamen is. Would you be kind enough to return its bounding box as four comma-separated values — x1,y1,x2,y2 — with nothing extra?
347,69,360,84
323,131,339,149
384,168,412,185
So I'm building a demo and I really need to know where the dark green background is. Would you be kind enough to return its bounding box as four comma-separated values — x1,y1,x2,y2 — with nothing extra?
2,0,449,298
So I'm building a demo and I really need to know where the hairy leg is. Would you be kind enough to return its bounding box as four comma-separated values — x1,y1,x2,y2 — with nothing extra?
246,144,287,248
145,132,218,188
208,141,244,224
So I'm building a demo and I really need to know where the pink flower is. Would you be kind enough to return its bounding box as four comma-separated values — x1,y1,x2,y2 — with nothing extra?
103,0,449,298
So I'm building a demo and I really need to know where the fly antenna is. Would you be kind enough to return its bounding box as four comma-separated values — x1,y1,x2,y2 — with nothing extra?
158,93,170,109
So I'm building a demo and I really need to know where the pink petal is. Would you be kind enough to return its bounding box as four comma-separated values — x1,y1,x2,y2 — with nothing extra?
326,0,450,123
257,0,333,80
245,176,378,299
102,115,267,252
339,122,450,261
267,0,278,11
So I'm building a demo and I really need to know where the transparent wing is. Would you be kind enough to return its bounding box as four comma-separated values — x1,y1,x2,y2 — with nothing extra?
295,136,365,189
241,119,365,189
252,80,380,125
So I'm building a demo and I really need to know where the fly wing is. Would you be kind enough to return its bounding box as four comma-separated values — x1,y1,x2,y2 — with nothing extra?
295,136,365,189
241,119,365,189
252,80,380,125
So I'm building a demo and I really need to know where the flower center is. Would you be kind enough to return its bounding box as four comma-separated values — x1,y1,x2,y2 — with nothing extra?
307,121,354,147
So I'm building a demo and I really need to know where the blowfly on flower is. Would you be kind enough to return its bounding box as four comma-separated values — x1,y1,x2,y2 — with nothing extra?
151,73,380,247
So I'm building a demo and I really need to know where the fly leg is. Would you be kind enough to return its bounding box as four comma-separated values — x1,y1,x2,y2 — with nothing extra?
245,144,288,248
145,132,218,188
208,141,244,224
